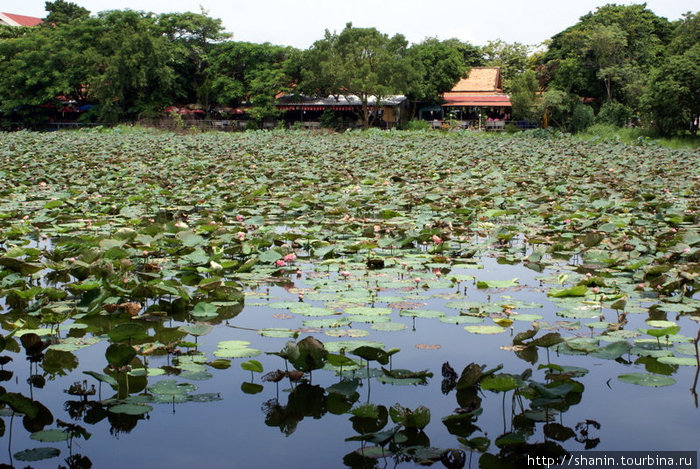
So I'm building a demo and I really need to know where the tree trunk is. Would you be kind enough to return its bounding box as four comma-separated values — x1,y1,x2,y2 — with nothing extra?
362,99,369,130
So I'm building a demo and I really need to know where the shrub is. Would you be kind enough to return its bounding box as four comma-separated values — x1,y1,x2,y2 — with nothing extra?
404,120,431,131
504,123,520,134
571,104,595,133
596,101,633,127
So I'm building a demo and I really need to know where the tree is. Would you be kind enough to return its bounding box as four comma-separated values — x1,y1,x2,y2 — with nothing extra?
543,4,673,103
509,70,538,120
481,40,532,90
44,0,89,25
204,41,294,117
0,20,93,117
87,10,180,121
299,23,418,129
584,24,628,101
643,44,700,135
406,38,467,105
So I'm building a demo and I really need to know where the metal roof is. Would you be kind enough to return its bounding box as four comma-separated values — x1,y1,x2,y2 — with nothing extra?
276,94,407,108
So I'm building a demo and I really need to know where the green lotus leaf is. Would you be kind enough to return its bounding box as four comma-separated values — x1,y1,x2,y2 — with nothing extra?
617,373,676,387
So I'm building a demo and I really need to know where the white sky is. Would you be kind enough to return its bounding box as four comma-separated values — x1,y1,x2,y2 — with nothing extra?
14,0,698,48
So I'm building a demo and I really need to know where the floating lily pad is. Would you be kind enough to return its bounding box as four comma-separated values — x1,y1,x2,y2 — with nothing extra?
464,325,506,334
657,356,698,366
439,315,484,325
371,322,408,332
30,429,70,442
617,373,676,387
399,309,444,318
109,403,153,415
14,447,61,462
258,328,299,338
191,302,219,319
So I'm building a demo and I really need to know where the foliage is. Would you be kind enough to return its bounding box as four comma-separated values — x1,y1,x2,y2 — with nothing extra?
403,120,431,131
642,44,700,135
595,101,633,127
43,0,90,25
570,104,595,133
298,23,418,129
481,40,532,89
406,38,467,104
509,70,538,120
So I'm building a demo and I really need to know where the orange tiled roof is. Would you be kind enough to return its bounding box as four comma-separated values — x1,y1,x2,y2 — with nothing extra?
0,12,43,27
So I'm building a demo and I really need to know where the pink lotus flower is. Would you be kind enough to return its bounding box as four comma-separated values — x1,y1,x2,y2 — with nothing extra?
432,235,443,244
236,214,244,222
236,232,246,241
275,260,286,267
283,253,297,262
413,277,421,284
340,270,350,278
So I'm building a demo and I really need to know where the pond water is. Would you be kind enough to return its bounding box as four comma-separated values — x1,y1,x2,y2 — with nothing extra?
2,250,698,469
0,130,698,468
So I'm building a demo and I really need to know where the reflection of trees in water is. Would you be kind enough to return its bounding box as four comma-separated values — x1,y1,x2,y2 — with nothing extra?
262,383,327,436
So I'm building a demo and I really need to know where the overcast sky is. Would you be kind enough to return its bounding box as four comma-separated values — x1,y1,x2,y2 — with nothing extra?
14,0,698,49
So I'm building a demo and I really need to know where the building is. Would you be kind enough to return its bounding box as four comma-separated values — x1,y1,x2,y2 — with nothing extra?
0,12,43,27
276,94,408,129
439,67,512,129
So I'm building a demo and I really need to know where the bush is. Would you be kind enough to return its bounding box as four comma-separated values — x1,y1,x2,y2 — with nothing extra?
596,101,633,127
504,123,520,134
403,120,431,131
319,109,340,130
571,104,594,133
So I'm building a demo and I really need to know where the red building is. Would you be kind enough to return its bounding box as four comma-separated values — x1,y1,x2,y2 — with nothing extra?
0,12,43,27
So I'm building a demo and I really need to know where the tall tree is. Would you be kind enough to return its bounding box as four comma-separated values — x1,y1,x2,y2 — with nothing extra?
543,4,672,103
88,10,179,121
481,40,532,90
44,0,89,25
205,41,293,109
406,38,468,105
509,70,539,120
156,11,228,105
299,23,418,129
643,44,700,135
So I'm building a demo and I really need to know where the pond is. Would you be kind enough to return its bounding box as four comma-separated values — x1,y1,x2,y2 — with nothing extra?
0,129,698,468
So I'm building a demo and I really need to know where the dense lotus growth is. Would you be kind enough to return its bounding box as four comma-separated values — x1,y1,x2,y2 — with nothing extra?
0,128,698,467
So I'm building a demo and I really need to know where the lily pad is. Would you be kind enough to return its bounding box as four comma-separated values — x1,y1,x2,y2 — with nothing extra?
617,373,676,387
464,325,506,335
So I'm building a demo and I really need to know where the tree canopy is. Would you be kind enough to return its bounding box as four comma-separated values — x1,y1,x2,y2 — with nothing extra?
0,3,697,134
298,23,418,128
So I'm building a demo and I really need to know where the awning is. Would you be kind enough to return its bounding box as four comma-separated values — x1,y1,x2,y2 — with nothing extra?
277,105,356,111
442,96,512,107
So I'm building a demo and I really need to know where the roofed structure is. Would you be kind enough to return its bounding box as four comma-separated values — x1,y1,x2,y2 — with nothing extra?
442,67,511,107
0,12,43,27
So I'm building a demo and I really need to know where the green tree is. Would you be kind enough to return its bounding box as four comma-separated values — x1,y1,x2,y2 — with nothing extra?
481,40,532,90
0,21,92,117
156,11,228,105
509,70,538,120
88,10,180,121
43,0,89,25
299,23,418,129
406,38,467,105
543,4,672,102
584,24,628,101
643,44,700,135
204,41,294,120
